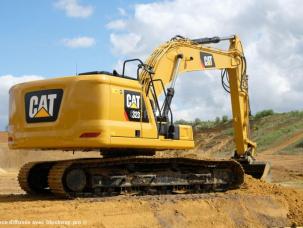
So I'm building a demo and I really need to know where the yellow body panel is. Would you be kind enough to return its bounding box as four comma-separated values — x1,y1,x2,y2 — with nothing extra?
8,74,194,150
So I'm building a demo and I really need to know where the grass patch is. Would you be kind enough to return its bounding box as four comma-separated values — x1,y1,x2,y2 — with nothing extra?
184,110,303,153
251,111,303,151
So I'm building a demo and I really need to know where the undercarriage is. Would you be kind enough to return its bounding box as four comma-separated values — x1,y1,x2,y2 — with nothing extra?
18,156,244,198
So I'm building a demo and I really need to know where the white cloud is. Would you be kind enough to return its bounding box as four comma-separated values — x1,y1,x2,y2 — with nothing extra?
106,19,127,30
54,0,93,18
110,33,142,55
108,0,303,120
62,36,96,48
0,75,44,130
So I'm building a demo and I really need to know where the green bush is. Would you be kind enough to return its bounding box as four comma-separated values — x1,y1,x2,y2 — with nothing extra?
221,115,229,123
254,109,274,120
295,141,303,148
193,118,202,126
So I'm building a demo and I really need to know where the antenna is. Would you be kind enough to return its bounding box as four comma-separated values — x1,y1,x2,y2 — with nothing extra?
76,63,78,75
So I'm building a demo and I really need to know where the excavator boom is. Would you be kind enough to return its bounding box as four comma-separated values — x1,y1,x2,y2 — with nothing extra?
140,36,253,155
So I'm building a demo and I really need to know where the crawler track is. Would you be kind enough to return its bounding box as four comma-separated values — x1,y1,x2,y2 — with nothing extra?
18,156,244,198
18,162,37,194
18,161,55,195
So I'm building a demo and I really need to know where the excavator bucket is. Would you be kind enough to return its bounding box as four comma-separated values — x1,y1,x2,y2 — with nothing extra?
239,161,271,179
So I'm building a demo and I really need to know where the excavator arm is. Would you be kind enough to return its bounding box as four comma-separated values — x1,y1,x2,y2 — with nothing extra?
139,35,255,157
138,35,269,178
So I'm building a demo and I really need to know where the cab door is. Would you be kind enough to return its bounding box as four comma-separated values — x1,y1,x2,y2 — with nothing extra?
122,89,157,138
109,77,157,139
109,81,142,138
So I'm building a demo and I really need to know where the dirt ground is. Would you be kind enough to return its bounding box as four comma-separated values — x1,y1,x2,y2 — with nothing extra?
0,131,303,227
258,154,303,188
257,130,303,189
0,172,302,227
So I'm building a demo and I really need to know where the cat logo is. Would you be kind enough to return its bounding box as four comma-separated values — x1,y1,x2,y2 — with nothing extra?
29,94,57,118
25,89,63,123
126,93,140,109
124,90,141,122
200,52,216,68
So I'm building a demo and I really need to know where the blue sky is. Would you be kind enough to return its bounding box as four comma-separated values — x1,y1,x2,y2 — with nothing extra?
0,0,303,130
0,0,153,77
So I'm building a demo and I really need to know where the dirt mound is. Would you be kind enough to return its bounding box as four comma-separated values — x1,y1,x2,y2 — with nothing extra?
0,193,289,227
232,175,303,225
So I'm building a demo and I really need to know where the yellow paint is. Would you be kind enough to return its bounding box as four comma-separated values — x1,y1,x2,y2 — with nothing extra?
111,88,120,94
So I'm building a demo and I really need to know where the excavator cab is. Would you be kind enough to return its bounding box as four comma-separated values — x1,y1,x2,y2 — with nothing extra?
120,58,192,141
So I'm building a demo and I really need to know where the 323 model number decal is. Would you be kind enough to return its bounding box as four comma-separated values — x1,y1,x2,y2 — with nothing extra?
130,110,141,119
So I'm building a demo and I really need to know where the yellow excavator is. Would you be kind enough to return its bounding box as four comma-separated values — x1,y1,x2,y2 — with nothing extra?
8,35,269,197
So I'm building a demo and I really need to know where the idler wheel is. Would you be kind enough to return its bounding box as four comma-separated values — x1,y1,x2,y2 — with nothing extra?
65,168,87,192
